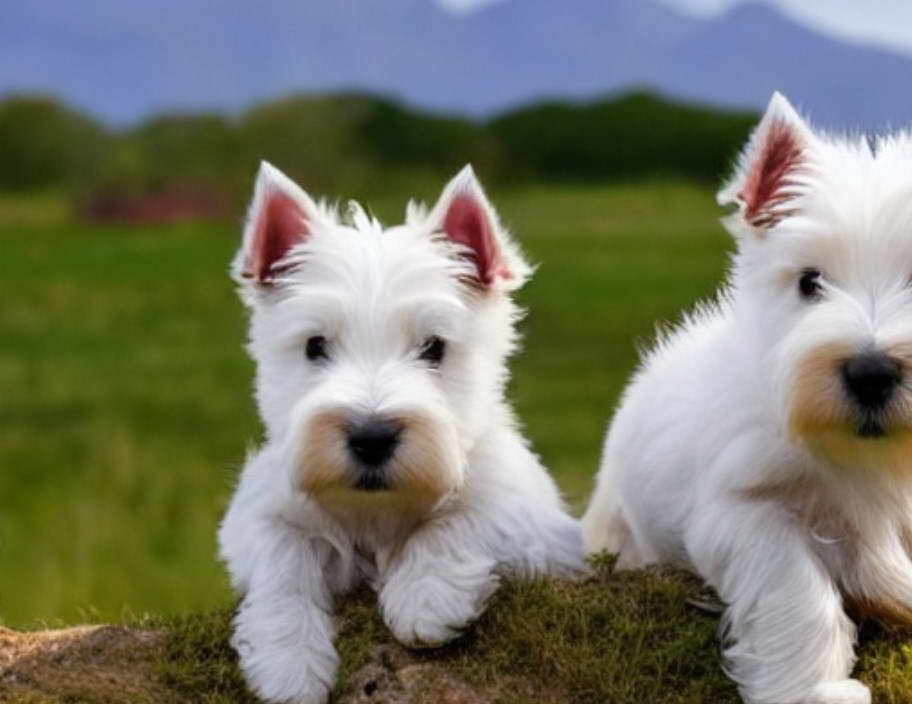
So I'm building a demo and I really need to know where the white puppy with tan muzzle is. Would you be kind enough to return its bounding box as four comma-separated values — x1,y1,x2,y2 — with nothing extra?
582,93,912,704
219,162,583,704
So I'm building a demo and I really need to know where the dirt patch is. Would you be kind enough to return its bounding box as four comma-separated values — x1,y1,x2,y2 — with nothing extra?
340,644,564,704
0,625,167,703
0,624,550,704
343,645,484,704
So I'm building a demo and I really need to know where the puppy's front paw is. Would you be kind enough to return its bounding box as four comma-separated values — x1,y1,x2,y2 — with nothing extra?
232,614,338,704
381,563,499,648
805,679,870,704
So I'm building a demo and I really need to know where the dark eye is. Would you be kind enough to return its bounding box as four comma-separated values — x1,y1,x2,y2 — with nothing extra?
305,336,328,361
798,268,822,299
418,336,446,366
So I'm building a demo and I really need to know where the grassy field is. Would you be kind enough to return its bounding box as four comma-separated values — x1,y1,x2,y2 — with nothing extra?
0,180,731,628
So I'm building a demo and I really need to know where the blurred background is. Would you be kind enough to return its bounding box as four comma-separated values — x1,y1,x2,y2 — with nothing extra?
2,0,911,628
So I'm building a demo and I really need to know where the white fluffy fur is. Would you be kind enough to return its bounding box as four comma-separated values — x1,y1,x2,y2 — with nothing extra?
582,93,912,704
219,162,583,704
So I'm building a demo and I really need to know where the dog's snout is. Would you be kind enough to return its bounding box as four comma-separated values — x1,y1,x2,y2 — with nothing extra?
347,417,403,467
842,353,902,409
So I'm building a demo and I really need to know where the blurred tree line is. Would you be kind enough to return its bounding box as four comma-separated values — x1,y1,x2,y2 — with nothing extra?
0,91,756,220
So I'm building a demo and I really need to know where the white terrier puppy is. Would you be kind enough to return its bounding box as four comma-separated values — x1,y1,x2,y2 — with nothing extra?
582,93,912,704
219,162,583,704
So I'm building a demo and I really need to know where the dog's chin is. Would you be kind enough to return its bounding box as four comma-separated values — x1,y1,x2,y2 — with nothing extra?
303,468,459,515
785,351,912,472
293,409,466,511
791,409,912,476
351,471,392,493
856,415,889,439
296,453,464,513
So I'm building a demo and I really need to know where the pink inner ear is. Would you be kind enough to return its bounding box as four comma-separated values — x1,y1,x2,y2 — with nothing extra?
738,120,804,227
443,194,507,286
251,190,308,281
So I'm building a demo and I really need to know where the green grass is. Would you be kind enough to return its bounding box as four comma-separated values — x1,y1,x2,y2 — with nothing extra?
0,191,72,228
0,180,728,628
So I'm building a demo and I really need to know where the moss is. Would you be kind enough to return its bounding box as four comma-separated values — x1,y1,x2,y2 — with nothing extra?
148,558,912,703
154,609,258,704
151,561,739,703
855,621,912,704
431,566,737,703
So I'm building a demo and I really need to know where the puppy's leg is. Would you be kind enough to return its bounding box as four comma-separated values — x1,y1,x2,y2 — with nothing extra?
581,465,647,568
229,519,339,704
844,527,912,626
692,502,868,704
378,513,501,648
379,485,585,648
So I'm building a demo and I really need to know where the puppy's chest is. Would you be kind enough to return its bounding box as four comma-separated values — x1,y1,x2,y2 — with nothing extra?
747,478,851,542
779,491,912,626
334,513,424,586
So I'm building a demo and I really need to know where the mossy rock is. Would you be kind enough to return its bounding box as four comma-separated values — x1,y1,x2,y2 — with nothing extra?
4,560,912,703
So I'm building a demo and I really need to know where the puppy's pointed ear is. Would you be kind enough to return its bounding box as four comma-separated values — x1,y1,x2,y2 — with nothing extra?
428,165,531,291
233,161,319,284
718,92,815,231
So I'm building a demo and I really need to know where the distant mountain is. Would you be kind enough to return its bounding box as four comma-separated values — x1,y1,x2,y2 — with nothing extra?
2,0,911,129
658,3,912,130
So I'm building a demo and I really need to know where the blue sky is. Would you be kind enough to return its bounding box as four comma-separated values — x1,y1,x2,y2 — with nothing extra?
438,0,912,56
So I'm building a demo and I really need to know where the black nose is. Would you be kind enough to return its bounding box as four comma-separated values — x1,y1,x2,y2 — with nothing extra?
347,417,403,467
842,353,902,409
